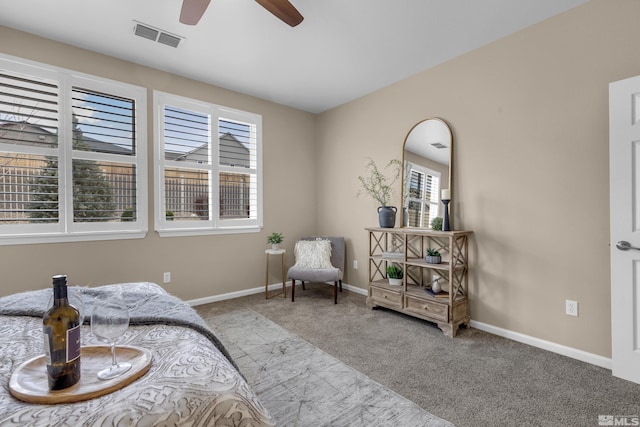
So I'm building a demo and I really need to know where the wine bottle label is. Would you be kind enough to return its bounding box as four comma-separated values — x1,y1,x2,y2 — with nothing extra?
67,325,81,362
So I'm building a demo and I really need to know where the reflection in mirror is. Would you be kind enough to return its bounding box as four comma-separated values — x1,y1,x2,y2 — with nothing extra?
402,118,452,229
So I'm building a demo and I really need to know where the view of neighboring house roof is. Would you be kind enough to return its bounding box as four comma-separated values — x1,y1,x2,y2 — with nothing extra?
170,132,250,167
82,135,132,155
1,122,250,164
0,121,133,155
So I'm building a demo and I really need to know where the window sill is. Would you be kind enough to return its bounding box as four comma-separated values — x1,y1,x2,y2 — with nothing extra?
0,230,148,246
156,225,263,238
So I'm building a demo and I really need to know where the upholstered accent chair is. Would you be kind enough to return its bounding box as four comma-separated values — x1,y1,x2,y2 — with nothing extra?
287,237,345,304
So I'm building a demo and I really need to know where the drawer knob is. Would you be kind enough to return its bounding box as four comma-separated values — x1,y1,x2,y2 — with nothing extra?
384,295,388,299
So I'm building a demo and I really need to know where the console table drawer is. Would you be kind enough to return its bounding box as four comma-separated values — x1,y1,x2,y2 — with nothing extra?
405,296,448,322
369,286,403,308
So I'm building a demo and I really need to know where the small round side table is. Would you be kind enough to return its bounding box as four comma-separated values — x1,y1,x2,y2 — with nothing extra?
265,249,286,299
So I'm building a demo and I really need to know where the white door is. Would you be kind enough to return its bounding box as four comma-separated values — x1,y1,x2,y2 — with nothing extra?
610,75,640,384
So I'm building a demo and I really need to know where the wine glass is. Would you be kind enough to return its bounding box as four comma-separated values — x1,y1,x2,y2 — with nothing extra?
91,286,132,380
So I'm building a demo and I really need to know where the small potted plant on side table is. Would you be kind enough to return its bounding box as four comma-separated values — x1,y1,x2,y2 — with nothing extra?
425,248,441,264
267,232,284,250
387,264,404,286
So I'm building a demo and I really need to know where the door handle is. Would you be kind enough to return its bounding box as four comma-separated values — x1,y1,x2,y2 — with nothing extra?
616,241,640,251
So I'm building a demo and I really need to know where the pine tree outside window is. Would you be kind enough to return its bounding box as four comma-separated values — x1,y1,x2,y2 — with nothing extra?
0,55,147,245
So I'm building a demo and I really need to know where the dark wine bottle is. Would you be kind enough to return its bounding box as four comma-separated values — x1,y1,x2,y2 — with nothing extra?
42,274,81,390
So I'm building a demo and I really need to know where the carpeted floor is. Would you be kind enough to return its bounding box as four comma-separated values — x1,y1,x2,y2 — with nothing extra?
211,309,452,426
195,284,640,427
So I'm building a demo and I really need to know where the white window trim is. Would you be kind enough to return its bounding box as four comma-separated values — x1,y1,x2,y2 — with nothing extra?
153,91,263,237
406,161,441,228
0,54,148,245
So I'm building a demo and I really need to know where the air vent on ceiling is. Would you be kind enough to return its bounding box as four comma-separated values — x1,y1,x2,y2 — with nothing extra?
157,32,182,48
431,142,448,149
134,23,158,41
133,22,183,48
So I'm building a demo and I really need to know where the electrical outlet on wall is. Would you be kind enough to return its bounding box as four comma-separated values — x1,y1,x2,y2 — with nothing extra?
353,260,358,269
566,300,578,317
163,272,171,284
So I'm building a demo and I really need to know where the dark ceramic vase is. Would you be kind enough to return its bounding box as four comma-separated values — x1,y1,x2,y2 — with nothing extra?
378,206,397,228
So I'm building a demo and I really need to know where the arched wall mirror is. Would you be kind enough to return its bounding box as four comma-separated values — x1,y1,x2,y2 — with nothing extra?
401,117,453,229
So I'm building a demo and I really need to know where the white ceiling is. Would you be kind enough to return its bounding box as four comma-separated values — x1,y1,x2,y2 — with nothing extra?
0,0,588,113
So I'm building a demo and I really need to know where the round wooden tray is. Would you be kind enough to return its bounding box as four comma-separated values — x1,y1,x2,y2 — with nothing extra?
9,345,152,404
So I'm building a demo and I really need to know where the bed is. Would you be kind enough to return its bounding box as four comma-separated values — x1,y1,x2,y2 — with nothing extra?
0,282,274,426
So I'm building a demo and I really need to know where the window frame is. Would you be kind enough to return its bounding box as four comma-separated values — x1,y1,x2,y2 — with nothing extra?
405,161,440,228
153,91,263,237
0,54,148,245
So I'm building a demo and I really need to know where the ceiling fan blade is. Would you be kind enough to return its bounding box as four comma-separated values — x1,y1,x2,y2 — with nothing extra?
255,0,304,27
180,0,211,25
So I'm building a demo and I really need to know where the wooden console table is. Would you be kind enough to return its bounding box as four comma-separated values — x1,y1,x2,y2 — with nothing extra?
366,227,472,337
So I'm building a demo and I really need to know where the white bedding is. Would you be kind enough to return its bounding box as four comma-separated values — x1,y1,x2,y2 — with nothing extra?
0,283,274,426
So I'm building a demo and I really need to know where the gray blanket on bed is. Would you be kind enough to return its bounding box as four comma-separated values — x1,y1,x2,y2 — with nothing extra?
0,282,238,371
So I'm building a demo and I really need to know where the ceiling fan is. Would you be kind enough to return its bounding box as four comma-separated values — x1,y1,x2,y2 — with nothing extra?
180,0,304,27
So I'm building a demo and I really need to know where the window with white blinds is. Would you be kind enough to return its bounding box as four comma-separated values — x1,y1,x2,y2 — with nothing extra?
405,162,440,228
154,91,262,236
0,55,147,244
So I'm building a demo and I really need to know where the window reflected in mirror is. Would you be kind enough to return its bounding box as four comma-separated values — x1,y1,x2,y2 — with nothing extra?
405,162,440,228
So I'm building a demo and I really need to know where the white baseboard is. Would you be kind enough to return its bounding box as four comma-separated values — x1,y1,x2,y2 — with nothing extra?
342,283,368,296
186,282,290,306
342,286,611,370
470,320,612,370
187,285,609,370
186,281,367,306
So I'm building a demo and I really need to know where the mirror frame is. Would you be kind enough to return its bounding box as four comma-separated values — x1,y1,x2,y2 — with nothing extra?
400,117,453,229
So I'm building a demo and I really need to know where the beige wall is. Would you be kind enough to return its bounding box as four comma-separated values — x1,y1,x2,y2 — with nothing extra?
0,26,317,301
317,0,640,358
2,0,637,358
